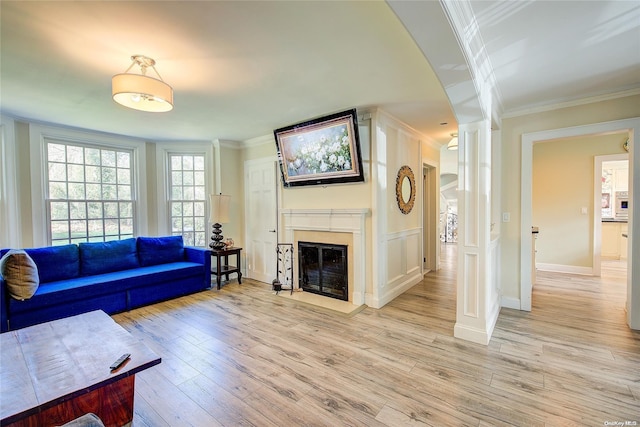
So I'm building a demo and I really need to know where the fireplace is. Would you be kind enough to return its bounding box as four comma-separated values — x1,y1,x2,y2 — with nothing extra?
298,242,348,301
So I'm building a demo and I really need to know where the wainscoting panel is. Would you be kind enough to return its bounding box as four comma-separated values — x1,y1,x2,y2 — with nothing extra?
380,228,423,307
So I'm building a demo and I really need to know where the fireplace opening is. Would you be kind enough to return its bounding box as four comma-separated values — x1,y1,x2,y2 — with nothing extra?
298,242,348,301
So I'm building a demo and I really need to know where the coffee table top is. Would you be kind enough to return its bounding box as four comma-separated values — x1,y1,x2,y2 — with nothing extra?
0,310,161,424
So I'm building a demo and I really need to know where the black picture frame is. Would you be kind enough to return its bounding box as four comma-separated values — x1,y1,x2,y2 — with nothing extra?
274,109,364,187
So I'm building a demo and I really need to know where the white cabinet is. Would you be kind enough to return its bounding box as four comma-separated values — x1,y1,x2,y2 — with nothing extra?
602,222,628,260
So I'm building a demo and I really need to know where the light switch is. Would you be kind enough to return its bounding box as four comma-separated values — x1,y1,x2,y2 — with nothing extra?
502,212,510,222
581,207,588,215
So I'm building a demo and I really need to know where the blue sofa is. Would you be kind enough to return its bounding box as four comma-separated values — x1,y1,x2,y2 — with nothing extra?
0,236,211,332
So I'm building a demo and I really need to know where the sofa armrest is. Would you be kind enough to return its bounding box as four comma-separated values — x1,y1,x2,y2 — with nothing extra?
0,274,8,332
184,246,212,289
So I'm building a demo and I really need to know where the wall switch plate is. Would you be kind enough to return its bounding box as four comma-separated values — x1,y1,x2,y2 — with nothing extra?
581,207,588,215
502,212,510,222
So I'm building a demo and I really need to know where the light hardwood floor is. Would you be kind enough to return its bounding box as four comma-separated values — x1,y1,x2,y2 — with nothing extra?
113,245,639,426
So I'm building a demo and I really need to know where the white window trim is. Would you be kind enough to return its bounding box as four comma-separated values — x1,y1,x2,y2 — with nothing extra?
0,115,21,248
155,141,214,238
29,124,148,247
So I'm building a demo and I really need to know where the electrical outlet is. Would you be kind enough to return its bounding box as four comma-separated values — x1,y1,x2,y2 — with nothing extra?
502,212,510,222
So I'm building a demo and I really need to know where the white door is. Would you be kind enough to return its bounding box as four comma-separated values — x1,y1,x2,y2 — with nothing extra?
244,158,278,283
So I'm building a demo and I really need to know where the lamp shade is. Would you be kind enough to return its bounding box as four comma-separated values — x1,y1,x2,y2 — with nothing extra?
210,194,231,224
447,134,458,150
112,73,173,112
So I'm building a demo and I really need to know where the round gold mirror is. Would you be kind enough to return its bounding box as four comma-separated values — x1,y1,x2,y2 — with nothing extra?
396,165,416,214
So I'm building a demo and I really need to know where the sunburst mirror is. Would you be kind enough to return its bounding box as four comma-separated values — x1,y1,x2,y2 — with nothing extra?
396,165,416,214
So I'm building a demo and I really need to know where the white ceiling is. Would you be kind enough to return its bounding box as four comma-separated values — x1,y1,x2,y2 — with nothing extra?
1,1,638,146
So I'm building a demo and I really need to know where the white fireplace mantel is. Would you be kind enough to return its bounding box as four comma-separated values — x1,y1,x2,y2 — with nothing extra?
281,208,369,305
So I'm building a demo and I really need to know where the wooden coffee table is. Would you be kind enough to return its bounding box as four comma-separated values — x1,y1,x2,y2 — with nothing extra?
0,310,161,427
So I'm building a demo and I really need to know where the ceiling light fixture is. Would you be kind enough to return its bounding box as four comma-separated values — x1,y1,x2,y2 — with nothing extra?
447,133,458,150
112,55,173,112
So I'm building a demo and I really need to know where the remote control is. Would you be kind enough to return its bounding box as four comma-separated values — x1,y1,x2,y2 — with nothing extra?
110,353,131,371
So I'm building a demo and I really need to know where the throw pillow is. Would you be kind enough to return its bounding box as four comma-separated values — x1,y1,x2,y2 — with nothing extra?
0,249,39,300
137,236,185,266
26,244,80,283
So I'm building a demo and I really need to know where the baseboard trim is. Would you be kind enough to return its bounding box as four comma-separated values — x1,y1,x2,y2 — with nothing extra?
536,263,593,276
501,296,521,310
453,323,491,345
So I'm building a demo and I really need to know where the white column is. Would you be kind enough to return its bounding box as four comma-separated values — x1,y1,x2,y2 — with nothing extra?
454,121,498,345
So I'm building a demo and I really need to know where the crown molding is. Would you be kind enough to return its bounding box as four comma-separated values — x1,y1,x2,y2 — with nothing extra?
501,88,640,119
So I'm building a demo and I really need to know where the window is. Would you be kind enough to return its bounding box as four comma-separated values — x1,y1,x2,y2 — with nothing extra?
46,140,135,245
169,154,206,246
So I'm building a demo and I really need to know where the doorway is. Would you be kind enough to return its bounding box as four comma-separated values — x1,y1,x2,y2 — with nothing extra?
521,118,638,330
423,163,438,273
596,154,629,278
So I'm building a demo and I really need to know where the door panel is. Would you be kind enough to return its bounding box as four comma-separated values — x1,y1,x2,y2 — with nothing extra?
245,159,278,283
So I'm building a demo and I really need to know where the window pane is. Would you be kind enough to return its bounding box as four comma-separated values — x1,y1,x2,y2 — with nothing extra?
86,183,101,200
172,171,182,185
183,202,193,216
117,168,131,185
183,171,194,186
88,220,103,236
67,146,84,164
118,185,131,200
194,202,205,216
183,187,194,200
85,148,101,165
51,202,69,220
49,163,66,181
117,152,130,168
182,156,193,170
171,187,183,199
102,184,117,200
51,221,70,239
171,202,182,216
70,220,87,236
102,167,116,183
104,202,118,218
120,218,133,234
194,232,206,247
102,151,116,167
194,156,204,170
194,171,205,185
48,144,66,162
67,164,84,182
171,156,182,169
172,217,183,232
105,219,119,235
194,186,205,200
86,166,101,183
88,202,102,218
69,202,86,219
49,182,67,199
68,183,85,199
119,202,133,218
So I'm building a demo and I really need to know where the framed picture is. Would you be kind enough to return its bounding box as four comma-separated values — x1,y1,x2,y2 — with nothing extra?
274,108,364,187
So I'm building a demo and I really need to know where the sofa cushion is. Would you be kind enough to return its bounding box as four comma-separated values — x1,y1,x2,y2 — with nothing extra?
137,236,185,266
79,238,139,276
26,244,79,283
0,249,39,300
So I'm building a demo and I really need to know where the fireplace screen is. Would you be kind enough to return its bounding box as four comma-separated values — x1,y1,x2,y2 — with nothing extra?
298,242,348,301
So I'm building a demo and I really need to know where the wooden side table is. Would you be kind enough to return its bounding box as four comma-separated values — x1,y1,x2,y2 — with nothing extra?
211,246,242,290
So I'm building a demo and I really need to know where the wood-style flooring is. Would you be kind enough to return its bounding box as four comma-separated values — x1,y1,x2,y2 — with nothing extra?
112,245,639,426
